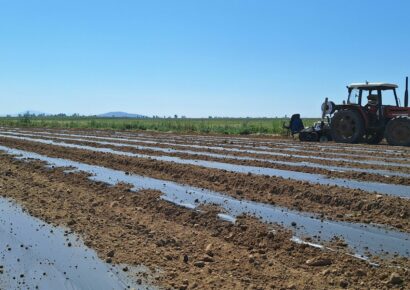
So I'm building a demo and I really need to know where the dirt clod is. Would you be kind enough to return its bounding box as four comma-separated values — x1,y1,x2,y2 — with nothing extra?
106,250,115,258
388,272,403,285
194,261,205,268
339,280,348,288
203,255,214,263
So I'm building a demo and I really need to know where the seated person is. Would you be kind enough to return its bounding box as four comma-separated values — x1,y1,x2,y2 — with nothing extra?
284,114,304,136
367,94,379,106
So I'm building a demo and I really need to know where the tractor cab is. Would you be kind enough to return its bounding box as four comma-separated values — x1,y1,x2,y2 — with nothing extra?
346,83,406,121
323,77,410,146
347,83,399,106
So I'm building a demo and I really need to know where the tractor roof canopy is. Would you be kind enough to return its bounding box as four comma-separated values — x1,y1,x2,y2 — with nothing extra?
347,83,398,90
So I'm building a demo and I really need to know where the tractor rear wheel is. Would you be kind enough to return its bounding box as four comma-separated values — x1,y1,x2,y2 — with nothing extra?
331,110,365,143
385,116,410,146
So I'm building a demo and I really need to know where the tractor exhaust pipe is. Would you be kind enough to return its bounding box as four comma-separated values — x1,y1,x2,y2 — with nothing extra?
405,76,409,107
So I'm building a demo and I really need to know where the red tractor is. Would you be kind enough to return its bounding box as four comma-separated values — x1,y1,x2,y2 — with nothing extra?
323,77,410,146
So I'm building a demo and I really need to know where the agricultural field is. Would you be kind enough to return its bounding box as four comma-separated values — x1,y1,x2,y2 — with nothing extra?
0,127,409,289
0,117,319,135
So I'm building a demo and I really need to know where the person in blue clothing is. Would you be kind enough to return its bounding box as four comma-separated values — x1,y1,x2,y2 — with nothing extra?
284,114,304,137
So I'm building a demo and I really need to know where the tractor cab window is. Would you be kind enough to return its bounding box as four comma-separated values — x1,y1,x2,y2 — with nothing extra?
348,89,360,104
381,89,399,106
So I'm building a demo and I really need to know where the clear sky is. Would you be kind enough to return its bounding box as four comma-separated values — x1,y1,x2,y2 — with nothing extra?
1,0,410,117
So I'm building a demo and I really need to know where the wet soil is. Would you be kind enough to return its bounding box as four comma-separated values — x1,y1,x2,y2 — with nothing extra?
0,154,409,289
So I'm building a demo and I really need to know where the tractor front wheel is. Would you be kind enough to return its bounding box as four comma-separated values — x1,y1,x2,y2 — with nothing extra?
331,110,365,143
385,117,410,146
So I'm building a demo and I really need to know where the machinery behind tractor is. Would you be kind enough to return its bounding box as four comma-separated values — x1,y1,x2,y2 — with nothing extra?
298,120,332,142
321,77,410,146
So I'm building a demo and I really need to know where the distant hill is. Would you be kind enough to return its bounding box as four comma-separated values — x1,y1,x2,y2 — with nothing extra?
97,111,148,118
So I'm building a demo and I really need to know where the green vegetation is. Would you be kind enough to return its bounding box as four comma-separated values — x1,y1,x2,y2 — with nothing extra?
0,116,319,135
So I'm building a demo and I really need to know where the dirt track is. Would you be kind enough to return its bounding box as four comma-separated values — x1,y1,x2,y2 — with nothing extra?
0,128,409,289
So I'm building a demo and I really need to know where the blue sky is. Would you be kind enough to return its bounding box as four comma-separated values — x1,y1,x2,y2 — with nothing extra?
1,0,410,117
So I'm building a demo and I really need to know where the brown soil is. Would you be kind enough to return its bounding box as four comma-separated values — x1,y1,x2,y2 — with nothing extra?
0,137,409,233
0,154,409,289
6,127,410,157
6,128,410,172
22,134,410,186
